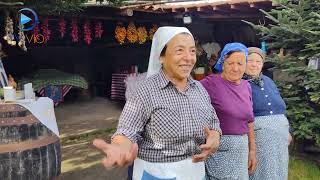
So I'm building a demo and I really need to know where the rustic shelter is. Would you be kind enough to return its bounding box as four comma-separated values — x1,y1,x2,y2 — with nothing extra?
0,0,274,102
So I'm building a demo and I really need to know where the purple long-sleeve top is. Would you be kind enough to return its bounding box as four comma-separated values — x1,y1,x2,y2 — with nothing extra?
200,74,254,135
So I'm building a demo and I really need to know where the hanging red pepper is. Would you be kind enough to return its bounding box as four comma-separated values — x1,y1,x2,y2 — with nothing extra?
71,18,79,43
95,21,103,39
33,24,40,37
41,17,51,43
58,18,66,38
83,19,92,45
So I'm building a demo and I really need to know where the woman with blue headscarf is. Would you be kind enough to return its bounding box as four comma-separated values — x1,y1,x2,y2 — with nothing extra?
201,43,257,179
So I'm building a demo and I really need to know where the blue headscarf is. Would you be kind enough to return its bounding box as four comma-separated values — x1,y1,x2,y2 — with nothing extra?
214,42,248,73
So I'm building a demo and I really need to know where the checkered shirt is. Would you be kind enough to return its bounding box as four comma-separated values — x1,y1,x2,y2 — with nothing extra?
113,69,221,163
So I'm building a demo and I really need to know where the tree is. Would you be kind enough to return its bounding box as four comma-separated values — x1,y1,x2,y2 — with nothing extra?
245,0,320,146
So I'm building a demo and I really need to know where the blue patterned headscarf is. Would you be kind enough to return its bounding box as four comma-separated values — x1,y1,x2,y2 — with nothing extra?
214,42,248,73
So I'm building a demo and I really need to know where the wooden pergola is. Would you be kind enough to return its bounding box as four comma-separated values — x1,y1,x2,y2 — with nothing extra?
83,0,274,22
0,1,274,22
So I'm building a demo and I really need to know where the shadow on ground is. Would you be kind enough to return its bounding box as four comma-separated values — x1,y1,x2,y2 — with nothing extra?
61,164,127,180
55,98,127,180
60,134,128,180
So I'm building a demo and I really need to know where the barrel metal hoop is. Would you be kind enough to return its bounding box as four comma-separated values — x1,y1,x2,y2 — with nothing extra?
0,135,59,153
0,104,27,112
0,114,38,126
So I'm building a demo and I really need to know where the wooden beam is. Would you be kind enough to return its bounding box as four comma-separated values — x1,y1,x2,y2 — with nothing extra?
230,3,253,12
132,8,165,14
119,9,134,16
187,7,198,12
212,5,229,11
249,2,270,9
211,4,232,14
205,17,262,22
118,1,167,10
198,12,264,20
197,7,201,12
171,7,186,13
195,5,211,11
230,4,238,10
50,10,175,23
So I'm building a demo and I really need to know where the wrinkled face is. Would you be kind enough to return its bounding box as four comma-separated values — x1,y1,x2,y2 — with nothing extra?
221,51,246,83
160,33,196,81
246,53,264,77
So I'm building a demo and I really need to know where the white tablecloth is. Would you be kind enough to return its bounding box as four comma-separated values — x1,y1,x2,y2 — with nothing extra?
16,97,59,136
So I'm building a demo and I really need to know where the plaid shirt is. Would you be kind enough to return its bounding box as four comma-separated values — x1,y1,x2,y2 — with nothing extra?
113,70,221,163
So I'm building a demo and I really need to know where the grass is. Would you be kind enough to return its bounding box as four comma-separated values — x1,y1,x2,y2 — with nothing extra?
289,156,320,180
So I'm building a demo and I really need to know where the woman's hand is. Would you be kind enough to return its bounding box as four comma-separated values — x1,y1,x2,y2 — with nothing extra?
192,127,220,162
288,133,293,145
248,150,257,175
248,122,257,175
93,139,138,169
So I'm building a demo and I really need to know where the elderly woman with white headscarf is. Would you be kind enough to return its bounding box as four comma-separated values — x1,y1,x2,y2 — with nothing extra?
93,26,221,179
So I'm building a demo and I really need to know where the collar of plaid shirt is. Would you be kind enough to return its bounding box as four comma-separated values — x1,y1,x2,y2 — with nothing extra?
158,68,196,89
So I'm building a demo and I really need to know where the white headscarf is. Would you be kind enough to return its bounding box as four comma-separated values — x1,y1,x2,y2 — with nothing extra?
146,26,193,78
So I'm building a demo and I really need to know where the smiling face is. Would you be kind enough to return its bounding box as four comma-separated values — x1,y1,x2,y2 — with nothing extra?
221,51,247,84
246,53,264,77
160,33,196,82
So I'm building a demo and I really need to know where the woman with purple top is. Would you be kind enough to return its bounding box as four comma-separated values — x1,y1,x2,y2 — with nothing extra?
201,43,257,180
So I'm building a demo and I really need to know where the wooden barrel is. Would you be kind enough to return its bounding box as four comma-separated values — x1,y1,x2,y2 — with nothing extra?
0,104,61,180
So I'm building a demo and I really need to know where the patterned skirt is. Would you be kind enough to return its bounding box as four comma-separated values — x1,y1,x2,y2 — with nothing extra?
250,114,289,180
205,135,249,180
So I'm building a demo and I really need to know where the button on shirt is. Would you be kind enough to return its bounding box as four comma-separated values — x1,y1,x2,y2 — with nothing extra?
113,70,221,163
249,75,286,116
